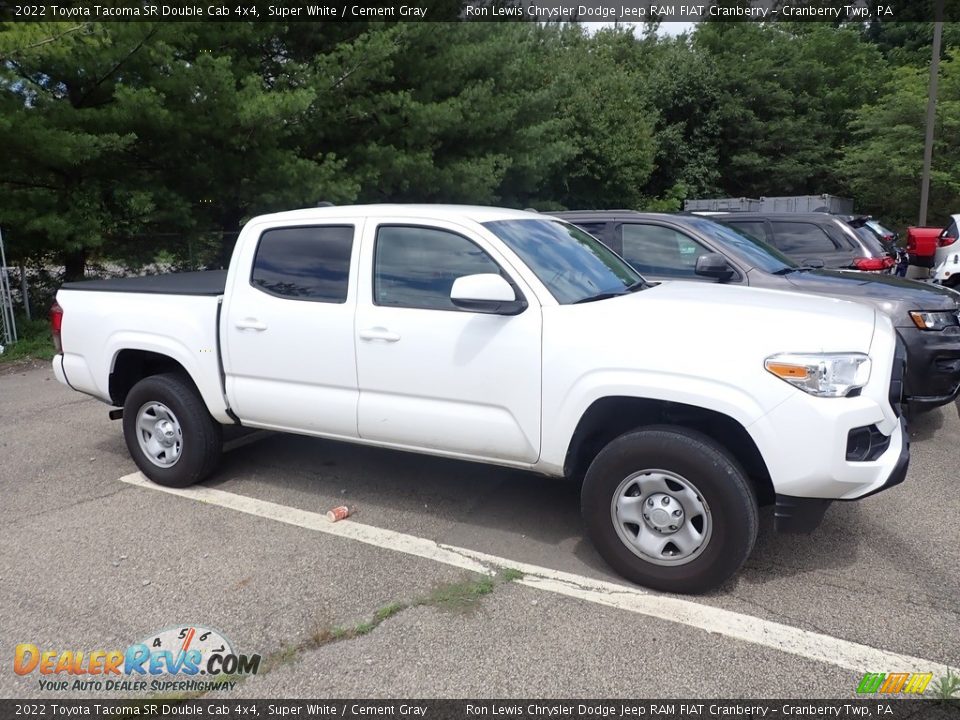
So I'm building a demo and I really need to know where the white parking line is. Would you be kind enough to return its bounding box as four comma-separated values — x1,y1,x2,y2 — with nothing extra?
120,471,958,678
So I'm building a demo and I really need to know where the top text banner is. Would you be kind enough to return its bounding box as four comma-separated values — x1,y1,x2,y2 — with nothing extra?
0,0,957,22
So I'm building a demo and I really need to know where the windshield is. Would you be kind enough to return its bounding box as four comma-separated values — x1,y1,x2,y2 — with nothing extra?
483,219,642,304
685,217,797,273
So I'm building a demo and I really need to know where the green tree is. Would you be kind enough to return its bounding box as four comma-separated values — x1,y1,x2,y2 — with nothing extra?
0,23,160,278
694,22,887,198
637,34,723,202
839,52,960,228
861,15,960,67
537,26,657,209
319,22,577,207
0,22,371,277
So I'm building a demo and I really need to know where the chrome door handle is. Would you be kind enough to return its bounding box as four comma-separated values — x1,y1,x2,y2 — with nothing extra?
358,327,401,342
235,318,268,331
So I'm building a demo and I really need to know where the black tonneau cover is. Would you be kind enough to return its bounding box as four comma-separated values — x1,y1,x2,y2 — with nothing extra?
61,270,227,296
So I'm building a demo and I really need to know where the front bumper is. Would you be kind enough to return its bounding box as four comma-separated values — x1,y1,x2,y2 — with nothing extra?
898,324,960,408
774,417,910,533
749,327,909,523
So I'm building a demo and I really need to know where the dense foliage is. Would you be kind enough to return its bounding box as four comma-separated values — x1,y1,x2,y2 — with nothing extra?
0,19,957,279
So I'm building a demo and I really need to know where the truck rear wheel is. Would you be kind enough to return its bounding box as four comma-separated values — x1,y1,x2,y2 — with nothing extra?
581,426,758,594
122,373,223,487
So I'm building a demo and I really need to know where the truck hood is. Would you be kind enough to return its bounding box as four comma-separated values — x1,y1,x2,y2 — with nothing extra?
560,281,878,355
779,269,959,311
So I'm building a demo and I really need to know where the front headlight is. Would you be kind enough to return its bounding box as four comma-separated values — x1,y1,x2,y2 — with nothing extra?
909,310,960,330
765,353,872,397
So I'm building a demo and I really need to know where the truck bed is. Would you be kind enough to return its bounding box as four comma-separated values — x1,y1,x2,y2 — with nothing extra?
61,270,227,296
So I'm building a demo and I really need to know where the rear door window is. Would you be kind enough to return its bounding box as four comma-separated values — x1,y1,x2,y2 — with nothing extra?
251,225,354,303
768,221,839,255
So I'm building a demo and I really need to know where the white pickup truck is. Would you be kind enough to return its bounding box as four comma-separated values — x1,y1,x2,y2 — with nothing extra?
52,205,909,593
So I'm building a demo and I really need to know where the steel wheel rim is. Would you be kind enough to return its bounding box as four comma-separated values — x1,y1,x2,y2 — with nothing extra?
610,469,712,567
135,401,183,468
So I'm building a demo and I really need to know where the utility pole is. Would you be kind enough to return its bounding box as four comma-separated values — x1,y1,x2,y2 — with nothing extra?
919,1,944,226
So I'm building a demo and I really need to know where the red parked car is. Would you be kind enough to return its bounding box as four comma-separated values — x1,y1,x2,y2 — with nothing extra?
907,226,942,268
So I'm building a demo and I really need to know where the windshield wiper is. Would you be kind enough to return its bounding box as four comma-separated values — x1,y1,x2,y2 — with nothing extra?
573,280,646,304
573,290,626,304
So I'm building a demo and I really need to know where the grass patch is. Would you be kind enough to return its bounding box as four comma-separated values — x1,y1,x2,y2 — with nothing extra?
261,644,299,673
0,315,55,364
932,669,960,699
329,626,350,640
374,601,407,622
208,672,243,689
498,567,524,582
310,626,336,645
337,601,408,638
423,575,495,613
353,620,377,636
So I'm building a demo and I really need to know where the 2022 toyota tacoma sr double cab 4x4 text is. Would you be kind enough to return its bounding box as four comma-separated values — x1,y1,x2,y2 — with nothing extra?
51,205,909,593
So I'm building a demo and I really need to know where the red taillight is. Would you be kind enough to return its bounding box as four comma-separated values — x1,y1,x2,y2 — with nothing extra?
50,301,63,353
883,256,895,268
939,235,957,247
853,257,887,271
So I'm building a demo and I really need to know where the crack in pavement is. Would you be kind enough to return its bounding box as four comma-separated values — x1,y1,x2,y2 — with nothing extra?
1,484,132,524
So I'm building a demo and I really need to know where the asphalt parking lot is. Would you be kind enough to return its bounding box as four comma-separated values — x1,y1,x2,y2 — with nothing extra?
1,361,958,699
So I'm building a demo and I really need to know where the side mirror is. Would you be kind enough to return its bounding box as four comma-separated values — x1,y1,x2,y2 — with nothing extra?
800,258,826,269
694,253,735,282
450,274,526,315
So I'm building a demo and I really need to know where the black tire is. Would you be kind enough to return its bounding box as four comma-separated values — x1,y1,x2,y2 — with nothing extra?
581,426,758,594
122,373,223,487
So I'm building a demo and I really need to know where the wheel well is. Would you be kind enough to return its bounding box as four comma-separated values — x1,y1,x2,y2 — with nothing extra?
564,397,775,505
109,350,195,407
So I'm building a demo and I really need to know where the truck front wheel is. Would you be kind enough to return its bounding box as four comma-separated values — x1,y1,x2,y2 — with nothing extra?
122,373,223,487
581,426,758,594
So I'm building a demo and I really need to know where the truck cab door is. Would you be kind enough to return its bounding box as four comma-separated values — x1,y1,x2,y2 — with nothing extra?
221,220,362,438
354,219,542,464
